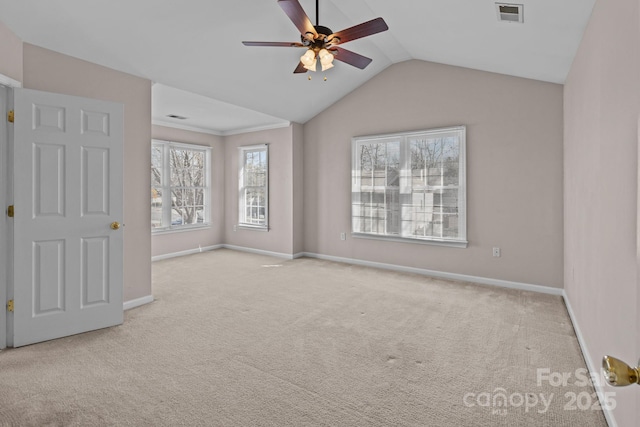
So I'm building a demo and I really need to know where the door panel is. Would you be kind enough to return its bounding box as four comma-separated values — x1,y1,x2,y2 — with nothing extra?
34,143,65,216
82,147,110,215
11,88,123,347
33,239,65,315
81,236,109,307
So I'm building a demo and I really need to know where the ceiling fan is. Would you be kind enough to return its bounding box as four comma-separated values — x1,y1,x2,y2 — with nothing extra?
242,0,389,74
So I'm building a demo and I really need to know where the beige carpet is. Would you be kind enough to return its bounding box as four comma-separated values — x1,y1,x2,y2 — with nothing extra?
0,249,607,426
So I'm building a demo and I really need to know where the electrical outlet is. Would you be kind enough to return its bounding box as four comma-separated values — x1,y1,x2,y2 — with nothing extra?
493,247,501,257
233,225,237,232
340,232,346,241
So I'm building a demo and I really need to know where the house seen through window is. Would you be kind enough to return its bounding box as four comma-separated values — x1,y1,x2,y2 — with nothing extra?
351,126,467,246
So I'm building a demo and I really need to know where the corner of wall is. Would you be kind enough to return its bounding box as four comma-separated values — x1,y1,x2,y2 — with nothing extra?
292,122,304,254
0,19,23,83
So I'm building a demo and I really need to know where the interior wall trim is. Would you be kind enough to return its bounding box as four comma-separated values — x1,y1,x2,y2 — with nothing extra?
0,74,21,88
152,120,291,137
221,244,295,260
562,291,618,427
151,244,296,262
151,245,224,262
301,252,563,295
123,295,155,311
151,246,564,295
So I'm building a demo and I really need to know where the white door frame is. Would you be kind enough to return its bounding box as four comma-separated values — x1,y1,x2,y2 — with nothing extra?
0,74,22,350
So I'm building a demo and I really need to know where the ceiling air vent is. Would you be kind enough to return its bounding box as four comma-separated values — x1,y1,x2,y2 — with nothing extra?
166,114,187,120
495,3,523,23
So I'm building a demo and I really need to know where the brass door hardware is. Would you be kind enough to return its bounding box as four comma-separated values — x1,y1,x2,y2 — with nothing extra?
110,222,121,230
7,205,14,217
7,300,13,312
602,355,640,386
7,110,14,123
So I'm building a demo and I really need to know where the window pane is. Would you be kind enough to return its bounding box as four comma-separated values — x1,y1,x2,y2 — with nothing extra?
239,146,268,228
410,136,460,188
353,127,465,243
151,187,163,228
151,141,210,230
194,188,204,207
244,188,265,224
195,206,205,223
354,141,399,235
151,145,163,186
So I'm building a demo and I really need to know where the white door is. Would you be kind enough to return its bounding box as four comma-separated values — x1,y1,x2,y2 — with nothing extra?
0,85,8,349
10,88,123,347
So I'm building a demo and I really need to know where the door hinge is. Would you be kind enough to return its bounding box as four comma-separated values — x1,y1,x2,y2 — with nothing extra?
7,300,13,312
7,110,14,123
7,205,14,218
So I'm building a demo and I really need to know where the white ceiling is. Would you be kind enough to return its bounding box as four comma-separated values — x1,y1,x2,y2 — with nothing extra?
0,0,596,134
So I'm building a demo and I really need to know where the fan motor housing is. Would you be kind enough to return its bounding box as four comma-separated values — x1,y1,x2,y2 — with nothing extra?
314,25,333,37
302,25,334,47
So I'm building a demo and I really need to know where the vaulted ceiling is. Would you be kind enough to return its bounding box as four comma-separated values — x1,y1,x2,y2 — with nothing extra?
0,0,596,133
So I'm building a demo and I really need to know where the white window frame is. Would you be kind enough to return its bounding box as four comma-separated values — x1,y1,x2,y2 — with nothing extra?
238,144,269,231
151,139,212,233
351,126,467,248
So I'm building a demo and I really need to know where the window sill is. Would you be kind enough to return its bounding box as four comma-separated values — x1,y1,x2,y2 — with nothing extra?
237,224,269,232
351,232,468,248
152,224,211,235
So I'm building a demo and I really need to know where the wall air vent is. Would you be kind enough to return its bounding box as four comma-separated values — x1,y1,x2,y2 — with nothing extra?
495,3,523,23
167,114,188,120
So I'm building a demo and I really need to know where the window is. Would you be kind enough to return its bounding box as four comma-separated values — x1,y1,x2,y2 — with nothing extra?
352,126,467,247
238,144,268,230
151,140,211,231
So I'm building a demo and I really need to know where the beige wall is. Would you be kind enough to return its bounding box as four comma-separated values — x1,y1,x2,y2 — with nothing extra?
564,0,640,424
224,126,295,256
0,20,22,82
304,60,564,287
151,125,225,257
23,43,152,302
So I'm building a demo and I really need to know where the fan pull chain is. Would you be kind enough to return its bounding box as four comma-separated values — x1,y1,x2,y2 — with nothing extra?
307,75,328,81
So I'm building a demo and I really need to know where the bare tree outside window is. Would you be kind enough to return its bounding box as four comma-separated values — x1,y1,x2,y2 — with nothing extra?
151,140,210,230
169,148,205,225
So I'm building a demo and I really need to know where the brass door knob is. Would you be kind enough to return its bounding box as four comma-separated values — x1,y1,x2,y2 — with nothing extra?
602,355,640,386
110,222,121,230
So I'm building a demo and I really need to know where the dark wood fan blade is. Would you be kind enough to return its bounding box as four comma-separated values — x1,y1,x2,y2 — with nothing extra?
242,41,305,47
278,0,318,40
293,62,308,74
328,17,388,45
330,47,373,69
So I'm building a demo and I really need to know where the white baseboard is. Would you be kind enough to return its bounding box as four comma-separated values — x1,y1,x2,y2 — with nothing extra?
152,244,295,262
300,252,563,295
151,246,563,296
562,291,617,427
123,295,154,311
222,244,295,260
152,244,223,262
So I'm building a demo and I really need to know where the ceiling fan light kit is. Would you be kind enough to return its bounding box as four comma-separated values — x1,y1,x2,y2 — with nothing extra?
242,0,388,74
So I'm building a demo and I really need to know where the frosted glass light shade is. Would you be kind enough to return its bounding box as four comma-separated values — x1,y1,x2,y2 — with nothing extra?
301,49,317,71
